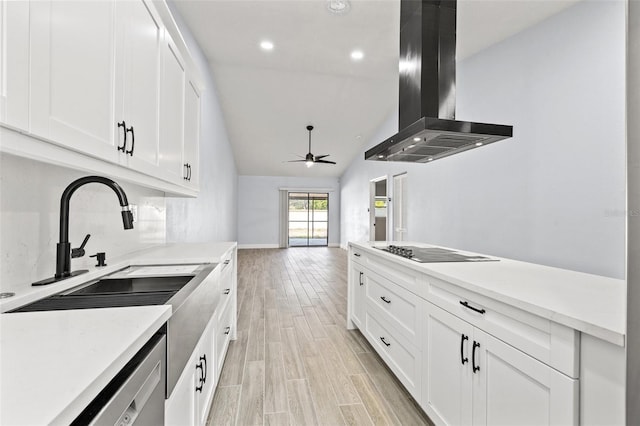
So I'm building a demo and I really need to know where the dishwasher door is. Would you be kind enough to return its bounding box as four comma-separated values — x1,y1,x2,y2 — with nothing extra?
72,333,167,426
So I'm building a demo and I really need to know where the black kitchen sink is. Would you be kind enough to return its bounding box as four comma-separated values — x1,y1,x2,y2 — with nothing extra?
10,275,195,313
69,276,193,295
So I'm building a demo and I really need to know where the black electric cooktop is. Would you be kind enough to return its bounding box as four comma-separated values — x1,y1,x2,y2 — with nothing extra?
378,245,498,263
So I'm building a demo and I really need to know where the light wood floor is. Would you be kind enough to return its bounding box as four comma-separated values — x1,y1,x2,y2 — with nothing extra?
206,247,433,426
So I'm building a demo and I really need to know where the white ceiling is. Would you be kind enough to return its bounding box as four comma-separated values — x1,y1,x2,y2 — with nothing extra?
173,0,581,178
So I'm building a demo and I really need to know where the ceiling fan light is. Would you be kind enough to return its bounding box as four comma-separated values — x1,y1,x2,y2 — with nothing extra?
306,160,314,168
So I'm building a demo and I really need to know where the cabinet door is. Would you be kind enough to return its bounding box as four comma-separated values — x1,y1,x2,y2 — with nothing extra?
159,34,185,182
30,1,119,163
472,330,578,426
0,0,29,129
183,78,200,187
116,0,162,175
196,319,216,426
165,357,197,426
422,301,473,426
350,262,366,328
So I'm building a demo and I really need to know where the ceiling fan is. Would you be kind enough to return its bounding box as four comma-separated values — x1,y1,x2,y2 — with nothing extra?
288,125,336,167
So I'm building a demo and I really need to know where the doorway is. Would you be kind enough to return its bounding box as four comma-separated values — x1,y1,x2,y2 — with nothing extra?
370,177,388,241
392,173,407,241
288,192,329,247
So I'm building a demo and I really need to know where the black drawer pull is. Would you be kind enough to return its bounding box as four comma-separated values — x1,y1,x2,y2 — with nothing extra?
187,164,192,181
125,125,135,156
195,362,204,392
223,288,231,295
460,301,486,314
460,334,469,365
224,326,231,335
117,121,127,152
354,253,361,257
359,271,363,286
380,296,391,304
380,336,391,347
200,354,207,383
472,341,480,373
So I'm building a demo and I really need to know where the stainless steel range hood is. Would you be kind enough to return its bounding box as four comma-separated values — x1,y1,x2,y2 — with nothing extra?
365,0,513,163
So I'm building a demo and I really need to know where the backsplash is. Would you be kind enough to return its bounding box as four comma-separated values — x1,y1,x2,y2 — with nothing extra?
0,154,166,292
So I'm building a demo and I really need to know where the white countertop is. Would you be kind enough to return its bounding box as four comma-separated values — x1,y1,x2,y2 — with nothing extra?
350,241,626,346
0,306,171,425
0,242,236,425
0,242,237,313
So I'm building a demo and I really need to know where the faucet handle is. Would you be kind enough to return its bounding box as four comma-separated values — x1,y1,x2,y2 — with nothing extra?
71,234,91,258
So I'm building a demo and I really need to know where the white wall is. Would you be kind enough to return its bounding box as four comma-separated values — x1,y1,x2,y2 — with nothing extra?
165,2,238,243
341,0,626,279
0,154,166,291
238,176,340,248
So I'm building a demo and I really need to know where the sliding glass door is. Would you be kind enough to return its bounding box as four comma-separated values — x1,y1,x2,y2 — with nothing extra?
288,192,329,247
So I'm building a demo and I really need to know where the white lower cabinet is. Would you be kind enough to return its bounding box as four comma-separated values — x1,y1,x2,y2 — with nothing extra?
166,317,216,426
349,260,366,328
422,301,578,426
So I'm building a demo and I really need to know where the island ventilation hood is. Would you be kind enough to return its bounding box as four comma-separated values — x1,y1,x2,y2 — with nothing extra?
365,0,513,163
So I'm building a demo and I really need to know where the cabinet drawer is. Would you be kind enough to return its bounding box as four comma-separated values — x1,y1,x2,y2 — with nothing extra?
426,275,579,378
359,250,426,296
365,271,421,341
215,296,234,379
350,247,367,266
364,310,421,399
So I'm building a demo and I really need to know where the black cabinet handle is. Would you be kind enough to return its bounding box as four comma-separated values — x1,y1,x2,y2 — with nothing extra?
125,125,135,156
189,164,192,181
183,163,189,180
117,121,127,152
195,362,204,392
223,288,231,295
186,164,192,181
460,301,486,315
472,341,480,373
380,296,391,304
354,253,361,257
460,334,469,365
359,271,363,286
380,336,391,347
225,326,231,335
200,354,207,384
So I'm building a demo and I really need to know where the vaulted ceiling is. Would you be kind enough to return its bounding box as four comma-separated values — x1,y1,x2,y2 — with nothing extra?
173,0,581,178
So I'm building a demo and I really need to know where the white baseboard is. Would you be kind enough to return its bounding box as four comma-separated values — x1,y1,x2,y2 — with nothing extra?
238,243,341,249
238,244,280,249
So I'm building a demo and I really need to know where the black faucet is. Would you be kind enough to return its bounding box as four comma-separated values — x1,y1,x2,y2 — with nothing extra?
33,176,134,286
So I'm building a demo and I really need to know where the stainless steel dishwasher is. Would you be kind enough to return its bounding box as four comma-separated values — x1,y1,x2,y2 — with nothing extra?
71,332,167,425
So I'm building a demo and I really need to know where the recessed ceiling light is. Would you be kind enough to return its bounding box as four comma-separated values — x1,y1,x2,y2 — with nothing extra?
475,142,483,146
427,157,433,162
260,40,274,51
407,144,415,149
327,0,351,15
377,154,384,159
413,137,421,142
351,50,364,61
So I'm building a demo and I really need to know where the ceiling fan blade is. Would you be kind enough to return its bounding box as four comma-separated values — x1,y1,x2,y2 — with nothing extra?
314,154,330,160
287,159,307,163
314,159,336,164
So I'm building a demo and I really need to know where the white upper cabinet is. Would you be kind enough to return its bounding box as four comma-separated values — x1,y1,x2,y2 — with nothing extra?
30,1,119,162
159,34,186,183
183,78,200,187
115,0,162,176
0,0,30,130
1,0,202,197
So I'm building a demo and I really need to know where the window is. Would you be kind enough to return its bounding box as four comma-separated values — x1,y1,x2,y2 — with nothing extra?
288,192,329,247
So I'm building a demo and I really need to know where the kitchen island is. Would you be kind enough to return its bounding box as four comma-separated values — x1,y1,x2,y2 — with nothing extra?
348,241,625,425
0,242,237,425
